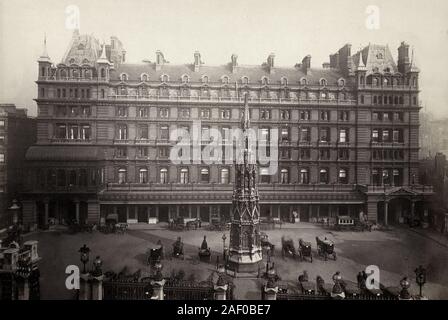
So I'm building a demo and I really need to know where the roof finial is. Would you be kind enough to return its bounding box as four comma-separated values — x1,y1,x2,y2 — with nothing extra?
38,33,51,62
97,42,110,64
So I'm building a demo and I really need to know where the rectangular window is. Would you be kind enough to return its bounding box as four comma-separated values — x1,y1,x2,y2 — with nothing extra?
179,108,190,118
138,147,149,157
160,126,169,140
300,148,310,160
117,106,127,117
319,128,329,142
319,149,330,160
300,169,309,184
260,109,271,120
372,130,379,143
56,124,67,139
80,125,91,140
280,110,290,120
221,127,230,142
383,112,390,121
69,125,79,139
372,112,379,121
81,106,91,116
159,108,169,118
339,129,347,143
300,110,310,120
320,111,330,121
382,130,390,142
139,125,149,139
393,129,402,142
160,169,168,184
281,128,289,142
200,108,210,119
301,128,310,142
260,168,270,183
117,125,127,140
180,168,189,184
220,109,231,119
116,147,127,158
138,107,148,118
0,120,4,127
394,112,403,121
338,149,349,160
201,126,210,141
339,111,349,121
0,153,4,163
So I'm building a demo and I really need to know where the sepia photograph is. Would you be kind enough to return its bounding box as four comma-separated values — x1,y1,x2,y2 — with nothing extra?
1,0,448,309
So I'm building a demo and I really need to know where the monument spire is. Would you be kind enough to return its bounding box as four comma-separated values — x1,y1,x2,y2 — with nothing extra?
228,93,262,275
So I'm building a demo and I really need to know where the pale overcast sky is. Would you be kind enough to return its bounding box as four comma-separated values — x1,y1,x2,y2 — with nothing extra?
0,0,447,116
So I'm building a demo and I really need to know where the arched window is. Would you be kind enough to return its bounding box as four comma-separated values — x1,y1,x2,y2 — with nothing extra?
160,168,168,184
161,74,169,82
280,169,289,184
118,168,127,184
300,169,309,184
139,168,148,183
300,78,307,86
180,168,189,184
120,73,128,81
241,76,249,85
338,78,345,87
373,78,379,87
100,68,106,78
201,75,209,83
220,168,229,184
117,124,127,140
281,77,288,86
338,169,348,184
320,78,327,86
181,74,190,83
319,169,329,184
221,75,230,84
141,73,149,82
200,168,209,183
261,77,269,85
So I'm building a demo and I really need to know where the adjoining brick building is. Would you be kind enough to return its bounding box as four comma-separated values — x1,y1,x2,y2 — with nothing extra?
0,104,36,229
22,30,433,229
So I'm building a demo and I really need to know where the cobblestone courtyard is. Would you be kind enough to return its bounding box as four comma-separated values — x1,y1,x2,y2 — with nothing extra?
28,223,448,300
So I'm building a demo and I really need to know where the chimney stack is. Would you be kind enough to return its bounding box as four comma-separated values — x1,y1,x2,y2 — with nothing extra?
267,53,275,74
155,50,165,71
231,54,238,73
398,42,411,73
301,55,311,74
194,51,201,72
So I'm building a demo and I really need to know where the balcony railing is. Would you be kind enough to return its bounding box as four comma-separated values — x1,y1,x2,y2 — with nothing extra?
104,182,358,193
359,184,434,194
38,76,108,83
106,94,357,105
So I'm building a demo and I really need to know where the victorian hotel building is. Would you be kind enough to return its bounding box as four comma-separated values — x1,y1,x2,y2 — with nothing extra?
21,30,433,229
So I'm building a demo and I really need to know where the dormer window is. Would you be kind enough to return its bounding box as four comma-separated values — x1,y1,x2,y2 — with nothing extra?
201,75,209,83
181,74,190,83
141,73,149,82
281,77,288,86
300,78,307,86
338,78,345,87
320,78,327,86
69,58,76,64
161,74,169,82
261,77,269,85
120,73,128,81
241,76,249,85
221,75,230,84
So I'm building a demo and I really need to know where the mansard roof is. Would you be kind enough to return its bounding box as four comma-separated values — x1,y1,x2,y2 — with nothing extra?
352,44,398,75
110,63,345,86
62,33,102,66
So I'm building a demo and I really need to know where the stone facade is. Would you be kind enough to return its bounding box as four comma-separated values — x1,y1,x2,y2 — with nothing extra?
22,31,432,229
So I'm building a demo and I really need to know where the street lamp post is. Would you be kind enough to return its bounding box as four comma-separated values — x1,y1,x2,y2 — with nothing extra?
414,265,427,298
8,199,20,225
222,234,227,261
79,244,90,274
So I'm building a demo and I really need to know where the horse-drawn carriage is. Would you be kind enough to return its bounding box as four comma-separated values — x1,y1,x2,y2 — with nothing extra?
281,236,297,259
316,236,337,261
147,240,164,266
172,237,184,259
198,236,211,262
298,238,313,262
260,232,275,255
